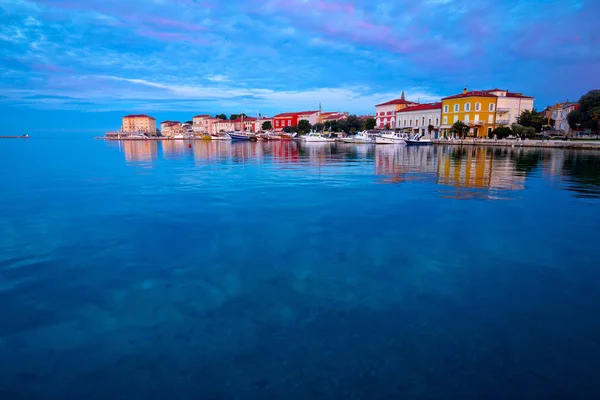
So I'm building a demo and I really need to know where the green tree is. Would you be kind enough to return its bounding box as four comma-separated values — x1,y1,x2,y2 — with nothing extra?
493,126,512,139
427,124,434,137
282,126,298,133
364,118,376,130
297,119,312,134
450,121,469,138
568,110,584,131
313,123,325,132
517,109,544,132
590,106,600,133
345,115,363,133
579,90,600,115
262,121,272,131
216,114,227,120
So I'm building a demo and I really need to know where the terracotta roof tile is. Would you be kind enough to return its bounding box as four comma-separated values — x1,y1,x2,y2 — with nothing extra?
396,102,442,113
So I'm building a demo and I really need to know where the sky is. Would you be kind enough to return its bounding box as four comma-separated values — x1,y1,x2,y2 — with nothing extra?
1,0,599,133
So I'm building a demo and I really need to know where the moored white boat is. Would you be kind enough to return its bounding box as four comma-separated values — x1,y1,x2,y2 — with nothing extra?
405,134,433,145
376,132,406,144
302,131,336,142
352,131,375,144
210,132,232,140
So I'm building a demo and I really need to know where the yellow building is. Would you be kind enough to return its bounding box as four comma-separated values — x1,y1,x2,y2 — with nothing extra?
440,90,498,138
122,114,157,136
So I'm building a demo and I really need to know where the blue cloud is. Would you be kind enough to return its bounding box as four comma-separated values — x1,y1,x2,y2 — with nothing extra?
0,0,599,131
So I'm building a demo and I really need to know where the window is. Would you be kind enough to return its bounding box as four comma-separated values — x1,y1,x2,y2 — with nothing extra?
453,115,458,123
436,118,439,125
409,119,412,126
489,103,495,112
454,104,459,112
287,120,291,126
387,111,392,116
464,115,469,123
475,102,481,111
443,116,447,124
488,115,494,123
474,114,480,121
422,117,425,125
428,118,431,125
465,103,471,111
444,105,449,113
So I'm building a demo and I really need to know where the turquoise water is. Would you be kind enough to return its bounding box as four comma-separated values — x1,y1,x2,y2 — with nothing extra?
1,137,600,398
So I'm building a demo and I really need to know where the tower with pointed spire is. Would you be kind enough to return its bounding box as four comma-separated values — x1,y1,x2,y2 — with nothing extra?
401,91,405,101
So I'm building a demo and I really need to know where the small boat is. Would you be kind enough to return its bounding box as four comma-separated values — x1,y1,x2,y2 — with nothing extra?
352,131,375,144
210,133,232,141
228,131,256,141
405,134,433,146
302,131,335,142
376,131,406,144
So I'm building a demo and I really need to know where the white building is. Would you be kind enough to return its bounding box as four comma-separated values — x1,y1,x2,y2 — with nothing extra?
552,102,579,133
486,89,534,126
396,102,442,138
296,110,320,126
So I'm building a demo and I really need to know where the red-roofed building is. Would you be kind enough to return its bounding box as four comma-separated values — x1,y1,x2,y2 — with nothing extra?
396,102,442,138
375,92,418,128
319,112,348,123
485,89,534,126
122,114,157,136
192,115,213,135
231,116,257,131
273,111,320,131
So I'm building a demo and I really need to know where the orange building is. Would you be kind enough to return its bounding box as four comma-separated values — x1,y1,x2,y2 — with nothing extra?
122,114,157,136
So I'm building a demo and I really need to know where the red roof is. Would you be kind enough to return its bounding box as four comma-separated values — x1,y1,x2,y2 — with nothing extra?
503,92,534,99
274,110,319,118
124,114,155,119
193,114,211,118
376,99,418,107
230,117,257,122
396,102,442,113
442,91,497,100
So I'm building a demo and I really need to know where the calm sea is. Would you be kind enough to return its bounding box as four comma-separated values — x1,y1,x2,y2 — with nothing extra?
1,136,600,399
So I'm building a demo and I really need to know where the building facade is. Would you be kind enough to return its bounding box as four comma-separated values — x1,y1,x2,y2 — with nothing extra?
160,121,185,137
440,90,498,138
375,92,418,129
253,117,274,132
122,114,157,136
273,111,320,131
552,102,579,133
231,117,257,131
192,115,212,135
395,103,442,138
214,119,234,133
486,89,534,127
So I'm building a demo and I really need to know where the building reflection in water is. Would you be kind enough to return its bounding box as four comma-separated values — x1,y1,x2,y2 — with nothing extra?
120,140,158,164
161,140,188,160
112,140,600,199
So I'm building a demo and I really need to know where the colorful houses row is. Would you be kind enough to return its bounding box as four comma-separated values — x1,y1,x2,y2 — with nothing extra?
375,89,535,138
117,110,351,137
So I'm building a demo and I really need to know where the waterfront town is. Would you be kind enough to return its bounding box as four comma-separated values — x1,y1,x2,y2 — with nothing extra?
107,88,599,142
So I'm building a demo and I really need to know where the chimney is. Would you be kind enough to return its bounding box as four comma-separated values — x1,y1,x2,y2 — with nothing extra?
401,91,405,101
463,87,467,94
